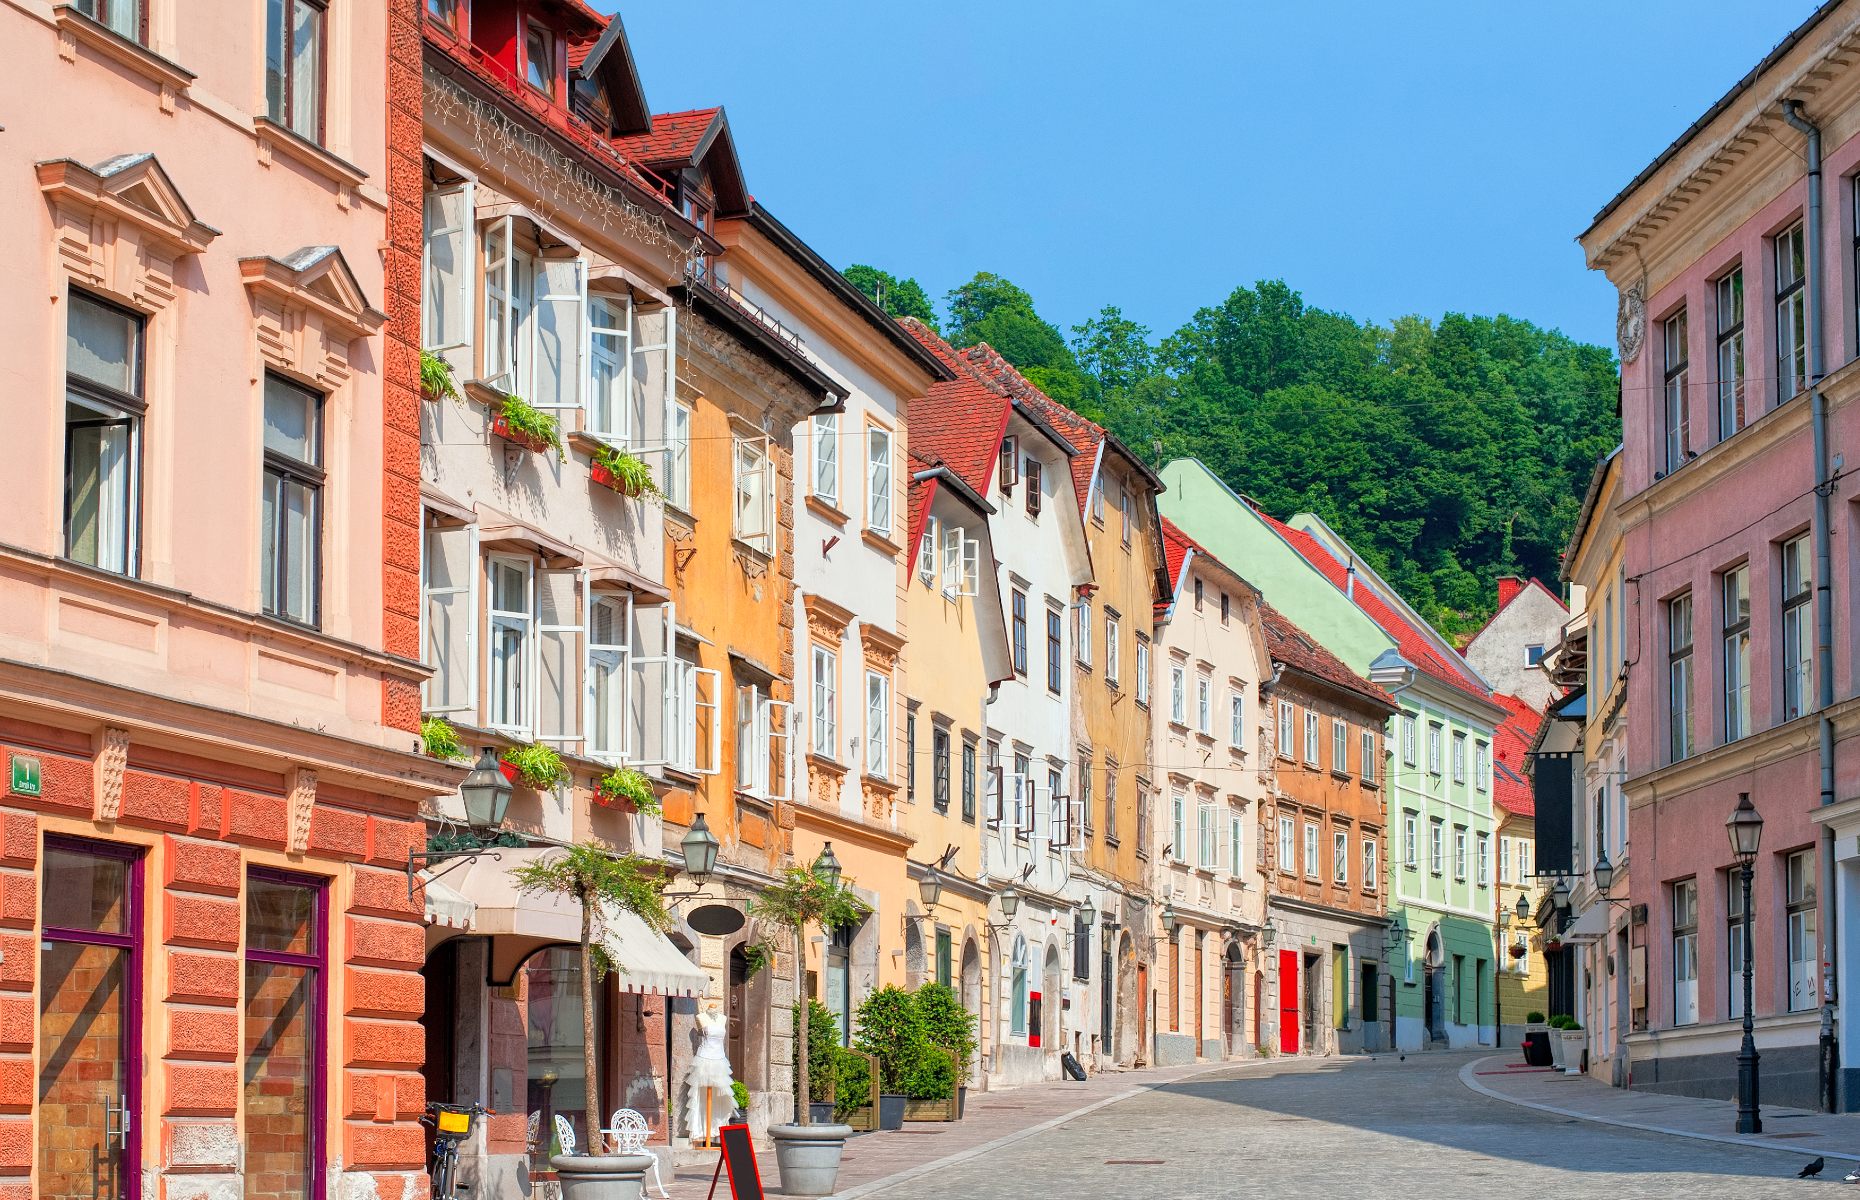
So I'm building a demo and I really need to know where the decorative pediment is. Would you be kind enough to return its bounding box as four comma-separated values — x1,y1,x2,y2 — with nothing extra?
239,247,386,390
38,153,217,311
38,154,217,256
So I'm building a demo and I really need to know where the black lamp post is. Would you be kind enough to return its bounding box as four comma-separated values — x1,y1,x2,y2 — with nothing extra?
1592,849,1615,898
1498,907,1512,1047
1728,792,1764,1134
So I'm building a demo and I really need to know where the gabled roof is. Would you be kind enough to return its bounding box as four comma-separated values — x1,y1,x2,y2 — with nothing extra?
568,12,651,136
1491,692,1545,818
1259,599,1397,713
899,320,1013,561
1457,575,1568,652
1257,507,1488,701
610,107,748,215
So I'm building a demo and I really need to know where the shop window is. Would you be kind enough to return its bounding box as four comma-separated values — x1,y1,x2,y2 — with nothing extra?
525,946,609,1167
244,870,326,1200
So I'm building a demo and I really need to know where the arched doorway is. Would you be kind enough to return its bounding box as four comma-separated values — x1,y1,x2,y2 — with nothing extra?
1424,927,1444,1043
903,921,926,988
1223,941,1245,1058
960,937,982,1084
1115,931,1137,1065
1041,943,1063,1065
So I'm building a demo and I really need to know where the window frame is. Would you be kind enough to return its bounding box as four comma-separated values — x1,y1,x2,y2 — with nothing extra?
1776,222,1808,404
522,19,557,98
260,373,326,629
1668,591,1695,761
242,867,329,1200
1403,811,1418,870
1332,829,1348,885
265,0,328,144
1105,611,1122,686
486,553,535,736
1715,265,1746,440
931,725,950,812
1721,564,1751,742
1303,821,1320,881
1024,456,1043,518
1781,534,1814,722
1787,849,1818,1012
811,644,837,759
1011,589,1028,677
64,288,146,577
1453,826,1468,881
1074,599,1093,666
811,413,840,507
1429,819,1444,876
1303,710,1320,766
1673,877,1699,1026
1663,306,1690,472
1331,719,1348,776
1133,634,1150,705
866,424,894,535
1045,604,1064,695
864,669,890,779
961,738,977,823
1362,837,1377,892
1360,729,1377,785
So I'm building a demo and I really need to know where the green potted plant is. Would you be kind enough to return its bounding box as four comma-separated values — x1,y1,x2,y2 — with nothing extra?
420,715,470,762
751,850,868,1196
913,982,978,1117
730,1080,750,1123
500,743,572,791
853,985,918,1130
1546,1013,1585,1072
591,443,663,501
595,766,661,816
510,845,670,1199
791,999,841,1124
421,348,460,402
492,394,564,457
899,1045,956,1119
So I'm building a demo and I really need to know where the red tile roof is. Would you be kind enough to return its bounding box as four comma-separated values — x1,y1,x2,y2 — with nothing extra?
1491,691,1544,817
1257,509,1489,701
899,320,1013,561
610,108,722,166
1161,517,1193,597
1258,600,1396,711
951,342,1100,514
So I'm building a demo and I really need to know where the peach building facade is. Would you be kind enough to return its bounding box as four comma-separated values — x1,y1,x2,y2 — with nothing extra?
0,0,454,1198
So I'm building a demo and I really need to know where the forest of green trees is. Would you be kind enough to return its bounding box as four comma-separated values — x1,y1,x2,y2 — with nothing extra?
845,265,1622,638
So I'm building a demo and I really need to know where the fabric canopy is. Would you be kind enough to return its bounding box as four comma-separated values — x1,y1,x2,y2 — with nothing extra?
1563,901,1612,941
420,846,707,995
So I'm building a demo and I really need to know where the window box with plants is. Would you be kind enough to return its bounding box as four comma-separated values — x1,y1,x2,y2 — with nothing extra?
594,766,661,816
421,349,462,403
590,443,662,501
420,716,471,763
490,394,563,457
500,743,572,792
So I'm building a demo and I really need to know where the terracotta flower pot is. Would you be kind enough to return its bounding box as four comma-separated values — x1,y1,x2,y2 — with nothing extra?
498,759,521,786
590,463,646,496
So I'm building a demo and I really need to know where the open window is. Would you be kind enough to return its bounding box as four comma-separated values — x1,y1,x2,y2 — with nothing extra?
998,436,1019,492
735,684,794,801
626,599,675,769
535,566,584,751
421,179,475,374
421,516,478,716
587,589,632,762
734,434,773,552
666,651,720,776
917,515,938,584
986,763,1004,830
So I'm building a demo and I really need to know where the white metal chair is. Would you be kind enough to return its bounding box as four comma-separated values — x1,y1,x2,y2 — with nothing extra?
605,1108,668,1199
525,1110,541,1156
553,1113,577,1157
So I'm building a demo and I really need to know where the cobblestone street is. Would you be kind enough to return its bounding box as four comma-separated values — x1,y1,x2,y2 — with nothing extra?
849,1053,1836,1199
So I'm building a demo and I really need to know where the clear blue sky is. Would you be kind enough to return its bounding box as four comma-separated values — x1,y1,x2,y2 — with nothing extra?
606,2,1817,351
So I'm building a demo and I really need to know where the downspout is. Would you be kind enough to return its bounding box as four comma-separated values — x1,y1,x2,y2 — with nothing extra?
1782,98,1840,1111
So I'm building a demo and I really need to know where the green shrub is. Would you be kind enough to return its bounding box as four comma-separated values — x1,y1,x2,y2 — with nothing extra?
913,982,978,1086
593,442,664,502
1547,1013,1583,1031
899,1045,956,1101
420,716,469,761
731,1080,750,1113
1525,1010,1546,1024
831,1048,872,1123
854,985,925,1095
500,742,571,790
421,349,460,401
595,766,660,815
794,999,840,1102
498,394,564,456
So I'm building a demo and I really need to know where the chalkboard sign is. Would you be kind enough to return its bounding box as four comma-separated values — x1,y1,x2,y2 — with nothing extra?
708,1122,763,1200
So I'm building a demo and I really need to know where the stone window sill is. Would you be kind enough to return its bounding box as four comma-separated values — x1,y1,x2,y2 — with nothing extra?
55,6,194,96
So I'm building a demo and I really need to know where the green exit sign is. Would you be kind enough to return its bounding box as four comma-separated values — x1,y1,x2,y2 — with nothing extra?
9,757,40,798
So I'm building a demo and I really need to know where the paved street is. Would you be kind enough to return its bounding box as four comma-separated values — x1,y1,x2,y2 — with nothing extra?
855,1053,1836,1199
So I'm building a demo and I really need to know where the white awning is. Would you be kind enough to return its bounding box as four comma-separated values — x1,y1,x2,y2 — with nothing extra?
1563,901,1612,941
420,872,476,930
422,846,706,996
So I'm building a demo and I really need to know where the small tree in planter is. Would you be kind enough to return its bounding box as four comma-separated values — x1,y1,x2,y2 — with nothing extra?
750,850,868,1196
594,766,661,816
591,443,663,501
501,743,572,792
853,985,921,1129
509,846,669,1192
913,982,978,1113
492,394,564,457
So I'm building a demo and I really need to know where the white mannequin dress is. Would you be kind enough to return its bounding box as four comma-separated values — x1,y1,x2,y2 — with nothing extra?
684,1009,737,1140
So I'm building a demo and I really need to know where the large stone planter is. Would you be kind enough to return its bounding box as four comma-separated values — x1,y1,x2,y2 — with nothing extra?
1551,1029,1585,1074
551,1153,656,1200
769,1123,852,1196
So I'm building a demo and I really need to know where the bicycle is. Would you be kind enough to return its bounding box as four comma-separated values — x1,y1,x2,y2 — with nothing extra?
421,1101,487,1200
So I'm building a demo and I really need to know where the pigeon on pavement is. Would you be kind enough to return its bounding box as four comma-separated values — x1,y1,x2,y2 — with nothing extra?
1799,1156,1824,1178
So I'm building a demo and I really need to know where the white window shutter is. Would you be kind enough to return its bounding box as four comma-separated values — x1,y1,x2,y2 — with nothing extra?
940,524,961,595
694,667,722,775
586,586,631,763
586,292,632,441
987,766,1003,829
627,599,673,769
531,256,583,415
961,531,980,598
422,181,475,371
421,521,478,716
536,568,584,750
764,698,793,802
481,215,515,387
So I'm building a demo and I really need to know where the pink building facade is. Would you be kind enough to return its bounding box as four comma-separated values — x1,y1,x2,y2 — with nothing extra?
0,1,455,1197
1581,3,1860,1109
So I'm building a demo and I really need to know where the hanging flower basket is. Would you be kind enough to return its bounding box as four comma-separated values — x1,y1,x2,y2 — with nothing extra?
1543,937,1564,953
1509,943,1528,960
492,412,554,455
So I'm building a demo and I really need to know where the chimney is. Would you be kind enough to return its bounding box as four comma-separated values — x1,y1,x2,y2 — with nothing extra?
1345,561,1356,600
1497,576,1526,610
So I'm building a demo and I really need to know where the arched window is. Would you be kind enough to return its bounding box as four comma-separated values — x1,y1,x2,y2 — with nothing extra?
1011,936,1029,1037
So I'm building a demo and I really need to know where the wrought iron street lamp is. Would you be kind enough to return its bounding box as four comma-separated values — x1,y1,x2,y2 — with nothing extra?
813,842,843,888
1592,849,1615,898
1551,876,1572,918
998,885,1020,922
1728,792,1764,1134
459,746,512,836
680,812,720,884
1078,894,1095,927
1498,907,1512,1045
918,866,944,910
1161,904,1178,936
1515,892,1530,923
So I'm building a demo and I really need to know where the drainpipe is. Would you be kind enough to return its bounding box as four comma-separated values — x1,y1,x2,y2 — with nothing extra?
1782,98,1840,1112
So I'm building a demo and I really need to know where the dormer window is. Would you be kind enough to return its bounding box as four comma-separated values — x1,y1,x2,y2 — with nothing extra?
426,0,460,30
524,21,555,96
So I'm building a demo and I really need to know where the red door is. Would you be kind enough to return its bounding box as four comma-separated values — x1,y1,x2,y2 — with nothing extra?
1278,950,1300,1054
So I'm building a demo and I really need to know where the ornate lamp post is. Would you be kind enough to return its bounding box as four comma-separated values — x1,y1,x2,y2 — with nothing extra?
1498,907,1512,1047
1727,793,1764,1134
